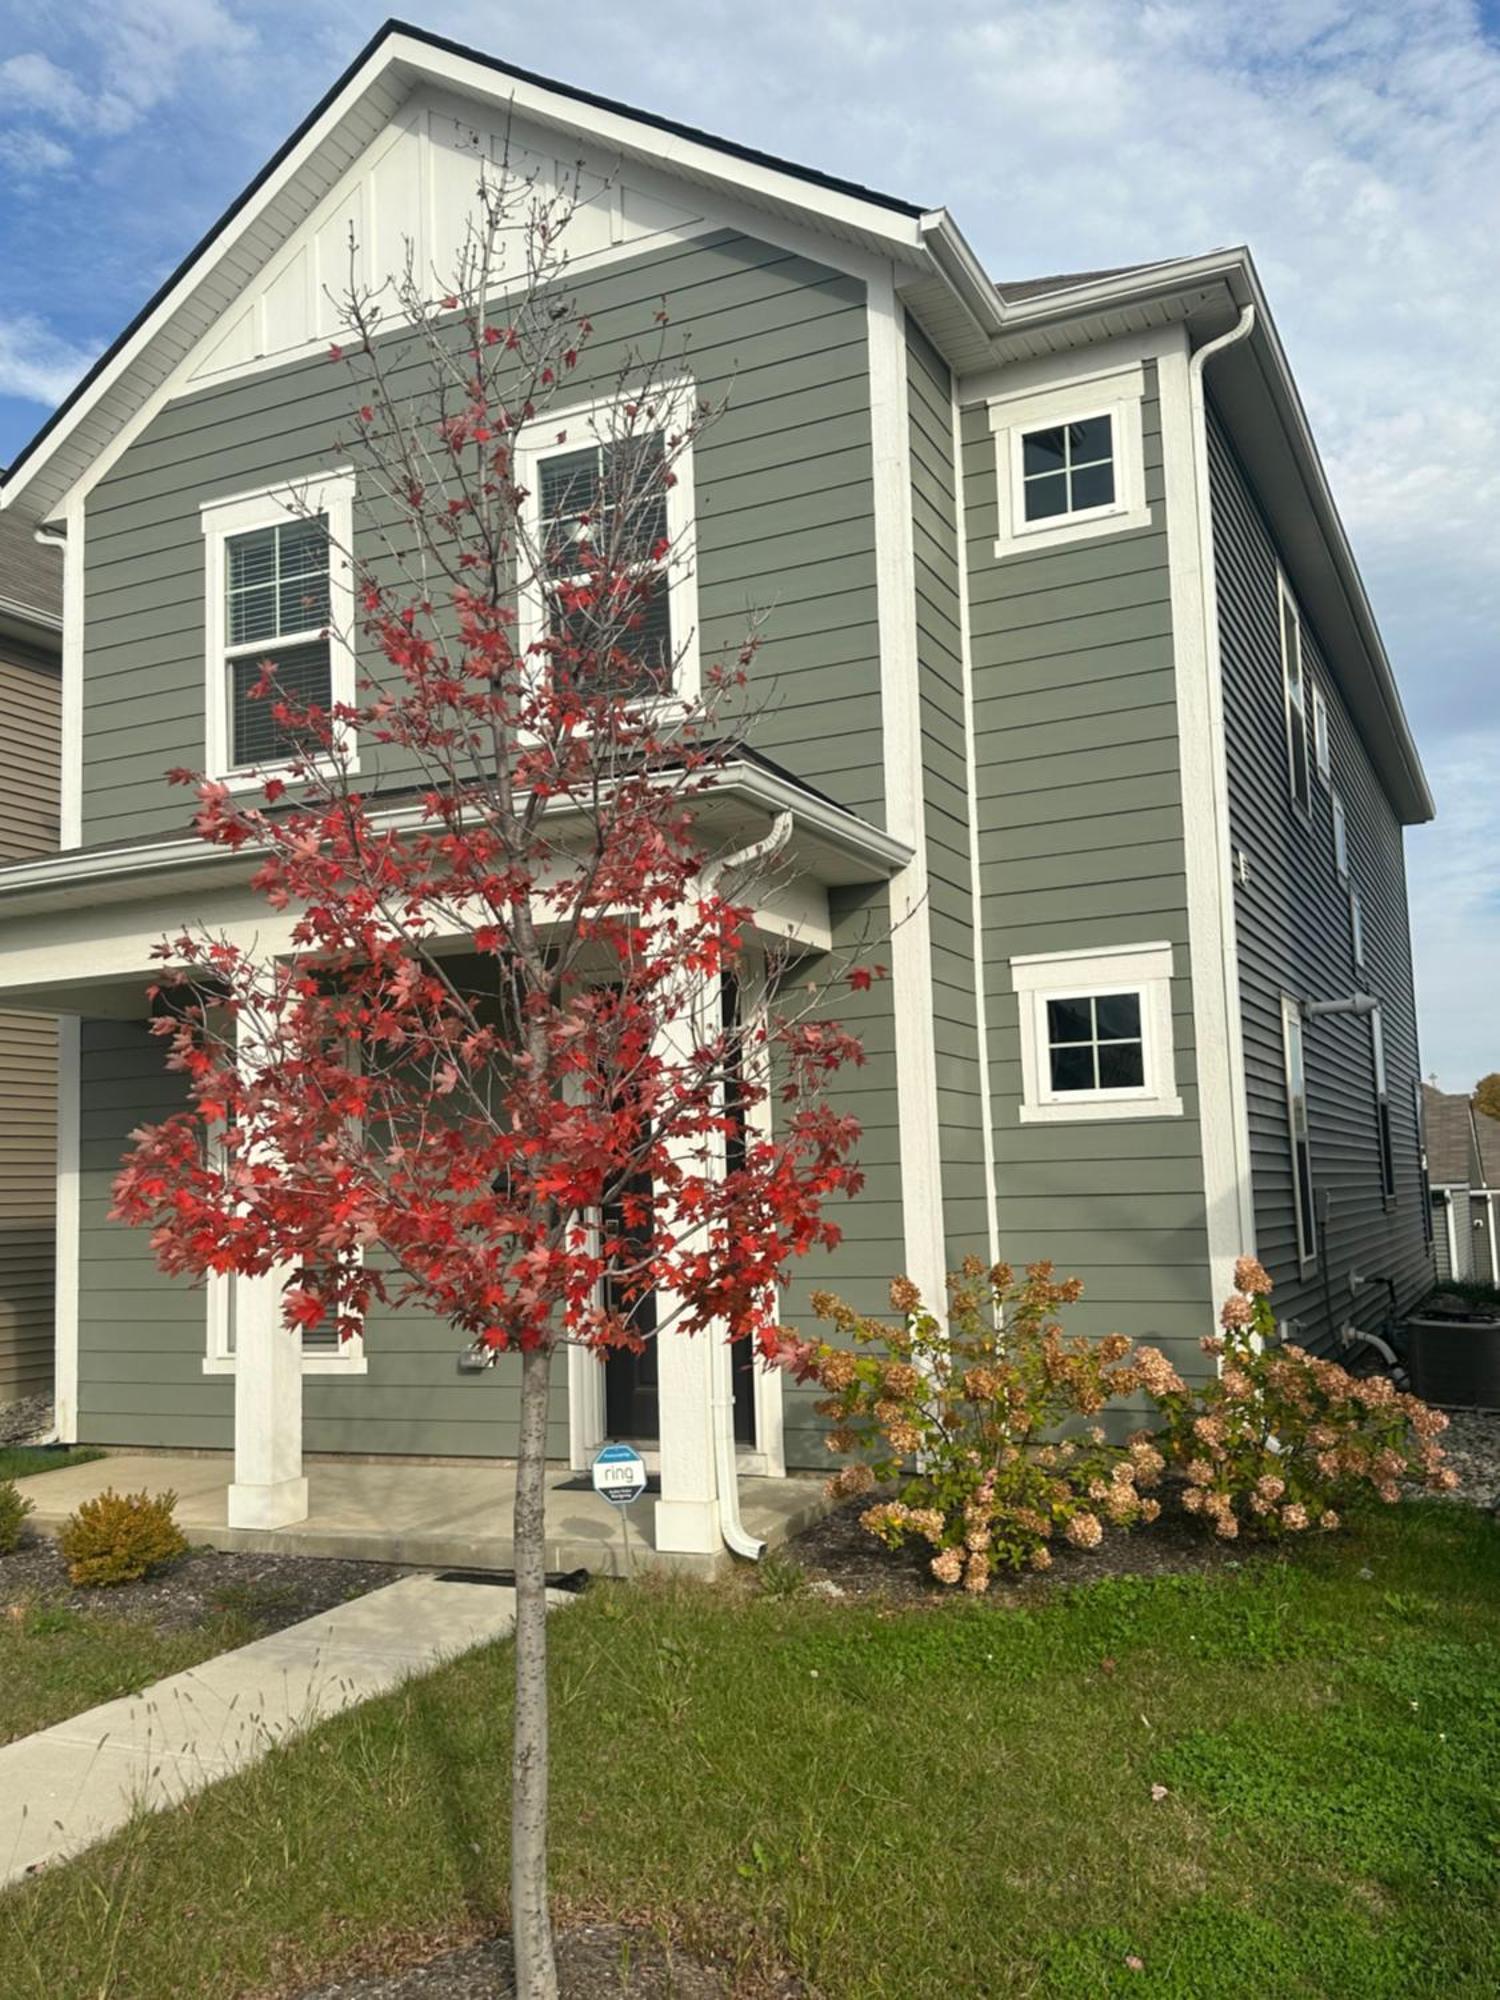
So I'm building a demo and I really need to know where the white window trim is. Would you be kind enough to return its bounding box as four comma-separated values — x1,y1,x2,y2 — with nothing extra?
1278,571,1312,819
1311,683,1331,784
1331,788,1349,880
512,381,700,709
1371,1006,1396,1205
987,363,1150,560
1012,940,1183,1124
1350,881,1367,969
201,468,358,791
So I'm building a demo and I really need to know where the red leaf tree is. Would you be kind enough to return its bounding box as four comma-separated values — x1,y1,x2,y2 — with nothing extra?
111,161,868,1997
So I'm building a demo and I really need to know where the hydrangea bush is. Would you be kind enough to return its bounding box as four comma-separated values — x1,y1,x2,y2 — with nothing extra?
790,1259,1163,1587
1144,1255,1457,1539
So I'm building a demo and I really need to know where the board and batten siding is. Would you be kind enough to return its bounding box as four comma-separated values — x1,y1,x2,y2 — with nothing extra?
75,226,900,1466
1208,404,1432,1344
906,316,988,1270
0,651,60,1400
960,361,1216,1377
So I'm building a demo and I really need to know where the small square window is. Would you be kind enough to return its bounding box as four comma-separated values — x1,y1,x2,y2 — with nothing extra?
1014,943,1181,1124
1021,415,1116,524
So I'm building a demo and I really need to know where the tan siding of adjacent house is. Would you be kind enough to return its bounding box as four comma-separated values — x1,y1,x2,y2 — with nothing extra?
0,652,60,1401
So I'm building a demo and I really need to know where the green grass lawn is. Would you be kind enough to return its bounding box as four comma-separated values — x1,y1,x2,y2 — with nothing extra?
0,1445,104,1481
3,1502,1498,2000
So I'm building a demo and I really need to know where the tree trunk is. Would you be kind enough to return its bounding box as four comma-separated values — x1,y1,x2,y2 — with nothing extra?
510,1339,559,2000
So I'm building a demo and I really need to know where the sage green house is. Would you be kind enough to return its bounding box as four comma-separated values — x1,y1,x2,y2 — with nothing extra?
0,21,1433,1559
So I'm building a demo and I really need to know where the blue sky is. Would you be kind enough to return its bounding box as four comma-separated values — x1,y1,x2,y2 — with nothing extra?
0,0,1496,1089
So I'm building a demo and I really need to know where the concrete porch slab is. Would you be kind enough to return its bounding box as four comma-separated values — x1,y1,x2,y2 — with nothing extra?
16,1454,831,1577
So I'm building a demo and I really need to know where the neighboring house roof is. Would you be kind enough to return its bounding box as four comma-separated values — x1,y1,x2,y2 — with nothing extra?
1474,1108,1500,1190
0,510,62,653
1424,1085,1473,1185
0,18,1432,824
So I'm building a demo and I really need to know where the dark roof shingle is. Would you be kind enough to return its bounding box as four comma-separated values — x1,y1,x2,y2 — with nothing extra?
0,511,62,629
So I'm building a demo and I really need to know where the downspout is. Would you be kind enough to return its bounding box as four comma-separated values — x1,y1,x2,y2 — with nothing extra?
701,808,795,1561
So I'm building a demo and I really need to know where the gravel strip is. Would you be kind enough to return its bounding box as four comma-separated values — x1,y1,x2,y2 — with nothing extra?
0,1537,406,1634
1436,1408,1500,1511
0,1396,53,1447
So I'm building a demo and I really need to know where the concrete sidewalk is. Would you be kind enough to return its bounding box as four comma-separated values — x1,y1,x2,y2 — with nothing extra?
0,1572,572,1890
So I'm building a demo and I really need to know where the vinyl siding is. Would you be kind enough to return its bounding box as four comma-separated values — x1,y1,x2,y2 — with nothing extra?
0,651,59,1400
907,316,987,1266
1209,403,1432,1344
962,363,1215,1377
76,227,901,1466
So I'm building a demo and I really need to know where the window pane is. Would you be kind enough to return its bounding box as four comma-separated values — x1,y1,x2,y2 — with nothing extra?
539,447,600,525
1047,997,1094,1044
1023,472,1069,521
279,570,330,634
1022,426,1066,475
1069,459,1116,511
278,517,328,577
1068,415,1112,465
1095,992,1141,1041
228,583,277,647
1049,1043,1095,1093
231,638,331,767
1097,1040,1145,1089
228,526,277,593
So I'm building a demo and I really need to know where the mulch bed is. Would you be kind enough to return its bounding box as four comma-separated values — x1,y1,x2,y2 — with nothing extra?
0,1535,406,1635
293,1924,803,1999
785,1489,1273,1605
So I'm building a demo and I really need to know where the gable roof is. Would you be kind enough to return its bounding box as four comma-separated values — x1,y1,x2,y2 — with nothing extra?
0,511,61,648
1424,1084,1474,1186
1475,1108,1500,1190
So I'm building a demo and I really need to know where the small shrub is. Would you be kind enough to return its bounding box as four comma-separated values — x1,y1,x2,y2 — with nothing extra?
58,1487,188,1586
787,1259,1161,1586
1147,1256,1457,1541
0,1477,33,1555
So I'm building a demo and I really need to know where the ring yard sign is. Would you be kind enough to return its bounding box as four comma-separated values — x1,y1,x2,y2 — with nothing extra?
591,1441,648,1508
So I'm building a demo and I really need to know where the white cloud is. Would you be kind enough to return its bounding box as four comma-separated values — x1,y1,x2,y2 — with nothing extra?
0,127,72,176
0,0,254,140
0,314,97,406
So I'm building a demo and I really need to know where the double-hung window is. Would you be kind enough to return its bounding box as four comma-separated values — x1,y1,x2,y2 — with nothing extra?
1350,882,1367,970
1012,942,1183,1124
1371,1008,1396,1203
1311,685,1331,784
1279,576,1311,815
201,471,356,783
1281,994,1317,1269
516,388,698,704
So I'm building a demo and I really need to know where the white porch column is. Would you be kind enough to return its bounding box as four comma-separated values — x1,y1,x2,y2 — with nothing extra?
227,1265,308,1528
225,1012,307,1531
652,970,723,1556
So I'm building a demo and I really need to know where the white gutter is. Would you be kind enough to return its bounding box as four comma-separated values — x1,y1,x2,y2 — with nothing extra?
700,807,794,1561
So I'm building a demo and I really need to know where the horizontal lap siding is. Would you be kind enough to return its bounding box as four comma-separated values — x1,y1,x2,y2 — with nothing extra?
907,318,986,1265
962,367,1214,1377
0,652,59,1399
82,230,880,840
1209,406,1432,1343
79,227,893,1464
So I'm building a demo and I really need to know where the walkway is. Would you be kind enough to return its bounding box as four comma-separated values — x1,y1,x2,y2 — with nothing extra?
0,1572,573,1889
17,1453,829,1575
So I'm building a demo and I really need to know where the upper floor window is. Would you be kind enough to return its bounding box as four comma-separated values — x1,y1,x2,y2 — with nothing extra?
988,362,1150,559
515,387,699,704
1331,789,1349,879
1350,883,1367,969
1311,684,1331,784
1279,575,1312,816
201,470,356,785
1012,941,1183,1124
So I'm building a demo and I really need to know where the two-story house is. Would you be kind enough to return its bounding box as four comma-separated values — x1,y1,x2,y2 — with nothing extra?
0,21,1433,1557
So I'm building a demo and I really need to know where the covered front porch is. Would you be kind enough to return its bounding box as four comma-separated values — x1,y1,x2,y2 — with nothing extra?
16,1450,831,1578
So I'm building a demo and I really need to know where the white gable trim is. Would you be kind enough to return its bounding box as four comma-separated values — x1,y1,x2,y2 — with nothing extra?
1,27,935,524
